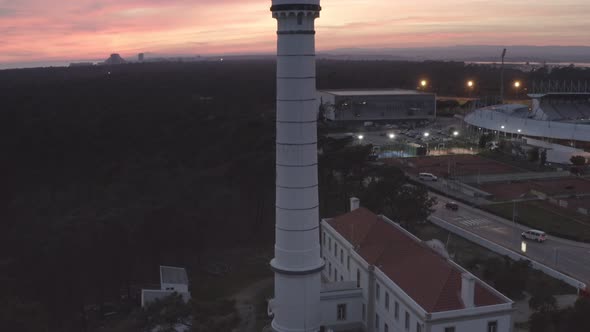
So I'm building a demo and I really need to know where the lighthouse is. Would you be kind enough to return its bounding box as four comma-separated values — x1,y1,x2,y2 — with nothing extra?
270,1,323,332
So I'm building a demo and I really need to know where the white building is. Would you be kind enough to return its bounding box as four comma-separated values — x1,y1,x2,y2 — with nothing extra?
141,266,190,307
318,199,514,332
318,90,436,123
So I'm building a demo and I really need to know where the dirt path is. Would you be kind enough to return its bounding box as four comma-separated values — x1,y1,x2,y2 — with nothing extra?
232,277,274,332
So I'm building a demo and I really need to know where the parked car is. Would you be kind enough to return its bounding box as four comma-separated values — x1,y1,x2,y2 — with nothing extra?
445,202,459,211
521,230,547,243
418,172,438,181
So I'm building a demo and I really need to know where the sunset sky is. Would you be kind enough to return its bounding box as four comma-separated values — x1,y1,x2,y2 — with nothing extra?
1,0,589,65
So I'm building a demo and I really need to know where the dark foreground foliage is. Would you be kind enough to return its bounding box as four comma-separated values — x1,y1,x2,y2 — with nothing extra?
1,60,588,331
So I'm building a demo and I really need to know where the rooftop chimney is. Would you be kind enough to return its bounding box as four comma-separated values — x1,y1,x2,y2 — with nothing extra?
350,197,360,211
461,273,475,308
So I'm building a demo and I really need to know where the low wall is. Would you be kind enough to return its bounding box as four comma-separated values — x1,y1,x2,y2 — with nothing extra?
430,216,586,290
458,171,571,184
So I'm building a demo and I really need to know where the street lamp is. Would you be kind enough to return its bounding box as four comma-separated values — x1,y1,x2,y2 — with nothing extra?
388,133,395,139
514,81,521,99
467,80,475,99
357,134,364,140
423,132,430,138
453,131,459,137
420,79,428,88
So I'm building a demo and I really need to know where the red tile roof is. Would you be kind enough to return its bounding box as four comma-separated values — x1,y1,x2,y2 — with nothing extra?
326,207,508,313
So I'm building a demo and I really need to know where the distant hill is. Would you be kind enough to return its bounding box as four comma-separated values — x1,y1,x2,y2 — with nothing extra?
320,45,590,63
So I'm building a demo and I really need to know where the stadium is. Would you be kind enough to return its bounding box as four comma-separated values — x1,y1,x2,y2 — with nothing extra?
464,85,590,164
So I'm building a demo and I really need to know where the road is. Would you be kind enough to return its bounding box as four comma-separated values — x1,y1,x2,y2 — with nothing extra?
430,193,590,285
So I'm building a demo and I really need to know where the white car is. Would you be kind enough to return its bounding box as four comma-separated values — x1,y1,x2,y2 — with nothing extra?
418,172,438,181
521,230,547,243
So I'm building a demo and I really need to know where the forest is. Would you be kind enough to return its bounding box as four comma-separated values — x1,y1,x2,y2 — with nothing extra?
1,60,589,331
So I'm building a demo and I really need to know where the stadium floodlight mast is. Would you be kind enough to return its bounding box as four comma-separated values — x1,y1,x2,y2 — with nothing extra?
501,48,507,104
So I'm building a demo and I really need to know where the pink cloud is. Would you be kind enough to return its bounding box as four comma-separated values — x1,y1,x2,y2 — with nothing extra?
0,0,588,64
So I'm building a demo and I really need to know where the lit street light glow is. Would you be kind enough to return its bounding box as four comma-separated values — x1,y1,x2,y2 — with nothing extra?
514,81,521,88
358,135,364,140
389,133,395,139
424,132,430,138
501,125,505,129
420,80,427,87
453,131,459,137
467,80,474,88
517,129,522,133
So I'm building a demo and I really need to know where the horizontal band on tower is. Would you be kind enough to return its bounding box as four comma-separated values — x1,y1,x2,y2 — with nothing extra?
277,54,315,57
276,141,317,146
276,225,319,232
270,4,322,12
277,76,316,80
277,120,317,124
277,30,316,35
277,98,316,102
276,204,319,211
277,184,318,190
270,261,325,276
276,163,318,167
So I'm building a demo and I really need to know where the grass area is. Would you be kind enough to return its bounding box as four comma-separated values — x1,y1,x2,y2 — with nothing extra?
478,150,554,172
413,222,576,297
484,201,590,242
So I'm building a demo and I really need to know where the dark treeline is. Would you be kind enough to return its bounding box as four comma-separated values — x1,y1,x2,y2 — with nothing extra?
1,60,589,331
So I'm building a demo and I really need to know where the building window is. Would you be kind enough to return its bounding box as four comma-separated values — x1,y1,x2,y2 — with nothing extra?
394,301,399,320
337,304,347,321
444,327,456,332
334,242,338,256
347,255,350,270
384,323,389,332
340,249,343,264
329,262,332,278
335,269,338,280
385,292,389,310
405,311,409,330
329,237,332,251
322,232,326,245
340,275,343,281
356,269,361,288
487,321,498,332
376,283,380,301
417,322,422,332
375,314,380,331
297,13,303,25
362,303,366,321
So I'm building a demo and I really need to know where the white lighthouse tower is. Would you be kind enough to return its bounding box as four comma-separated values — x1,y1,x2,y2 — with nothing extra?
270,1,324,332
